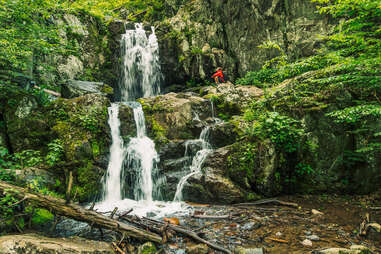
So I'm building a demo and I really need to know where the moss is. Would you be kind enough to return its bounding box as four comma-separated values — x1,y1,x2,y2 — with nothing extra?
76,161,101,202
101,84,113,95
91,140,100,157
31,208,54,225
151,118,169,145
246,192,261,201
139,242,157,254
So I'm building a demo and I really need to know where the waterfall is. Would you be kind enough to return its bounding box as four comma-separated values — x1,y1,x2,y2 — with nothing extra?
173,127,213,201
122,102,160,202
119,23,162,101
97,23,176,217
103,103,125,202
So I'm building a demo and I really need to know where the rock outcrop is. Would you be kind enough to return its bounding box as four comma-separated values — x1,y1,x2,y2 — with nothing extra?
0,234,113,254
157,0,333,86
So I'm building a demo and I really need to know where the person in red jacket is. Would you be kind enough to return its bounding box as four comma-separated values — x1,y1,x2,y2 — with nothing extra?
211,67,225,84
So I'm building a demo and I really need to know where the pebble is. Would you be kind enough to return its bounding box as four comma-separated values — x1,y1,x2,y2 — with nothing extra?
276,232,283,237
242,222,255,230
304,230,312,235
312,209,324,215
301,239,313,247
307,234,320,241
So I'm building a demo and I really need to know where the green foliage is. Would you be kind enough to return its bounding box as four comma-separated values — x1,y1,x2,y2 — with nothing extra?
0,147,17,170
0,192,18,218
65,0,165,21
45,139,64,166
246,112,305,153
327,105,381,124
0,0,64,81
13,150,43,169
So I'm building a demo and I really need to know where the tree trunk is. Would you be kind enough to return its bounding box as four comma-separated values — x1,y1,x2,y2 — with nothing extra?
0,181,162,243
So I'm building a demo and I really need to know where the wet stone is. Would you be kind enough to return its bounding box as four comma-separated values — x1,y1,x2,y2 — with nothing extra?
307,234,320,241
301,239,313,247
185,243,208,254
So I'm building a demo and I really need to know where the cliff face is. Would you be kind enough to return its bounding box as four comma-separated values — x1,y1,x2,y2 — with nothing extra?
157,0,332,88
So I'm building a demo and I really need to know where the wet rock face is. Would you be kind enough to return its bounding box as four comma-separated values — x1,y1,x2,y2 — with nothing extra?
0,234,114,254
183,146,245,204
157,0,333,86
61,80,114,99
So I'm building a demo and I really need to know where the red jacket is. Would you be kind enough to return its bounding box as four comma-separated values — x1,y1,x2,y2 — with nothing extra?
211,70,225,82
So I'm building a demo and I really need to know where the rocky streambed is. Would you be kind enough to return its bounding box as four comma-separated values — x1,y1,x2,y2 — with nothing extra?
0,195,380,254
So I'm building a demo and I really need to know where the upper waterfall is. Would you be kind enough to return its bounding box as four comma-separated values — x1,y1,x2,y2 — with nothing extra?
119,23,162,101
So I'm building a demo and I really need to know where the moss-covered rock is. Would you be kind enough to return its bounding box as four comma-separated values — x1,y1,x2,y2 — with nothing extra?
137,242,156,254
138,92,212,146
48,94,110,201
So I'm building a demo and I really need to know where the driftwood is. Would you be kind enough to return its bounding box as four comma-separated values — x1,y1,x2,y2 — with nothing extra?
0,180,162,243
192,214,231,219
234,199,298,208
268,237,289,243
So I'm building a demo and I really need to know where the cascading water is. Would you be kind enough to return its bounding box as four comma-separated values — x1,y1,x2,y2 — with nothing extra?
103,104,125,202
96,23,187,217
173,127,213,202
122,102,160,202
119,23,162,101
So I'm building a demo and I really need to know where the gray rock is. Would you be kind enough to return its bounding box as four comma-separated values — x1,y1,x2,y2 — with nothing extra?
61,80,113,99
0,234,113,253
307,234,320,241
312,246,371,254
234,247,264,254
242,222,256,230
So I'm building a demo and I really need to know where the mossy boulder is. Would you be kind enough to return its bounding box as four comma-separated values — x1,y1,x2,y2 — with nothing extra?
1,89,53,153
48,94,110,201
202,83,263,119
138,92,212,146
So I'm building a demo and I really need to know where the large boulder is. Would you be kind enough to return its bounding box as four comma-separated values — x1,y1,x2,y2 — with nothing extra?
183,146,245,204
0,234,113,254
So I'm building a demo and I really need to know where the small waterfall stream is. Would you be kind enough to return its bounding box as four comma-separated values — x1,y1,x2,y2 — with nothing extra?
173,127,212,201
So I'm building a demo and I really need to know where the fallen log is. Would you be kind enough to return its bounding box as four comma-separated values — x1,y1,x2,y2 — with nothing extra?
234,199,298,208
138,217,232,254
0,181,162,243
